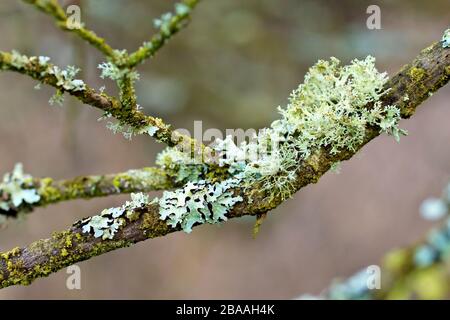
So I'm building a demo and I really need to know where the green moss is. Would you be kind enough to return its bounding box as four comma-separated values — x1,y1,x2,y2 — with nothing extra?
112,173,134,189
0,227,134,288
383,248,411,275
60,248,68,257
409,266,448,299
140,211,172,238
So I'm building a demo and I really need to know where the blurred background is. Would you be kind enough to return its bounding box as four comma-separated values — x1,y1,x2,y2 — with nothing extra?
0,0,449,299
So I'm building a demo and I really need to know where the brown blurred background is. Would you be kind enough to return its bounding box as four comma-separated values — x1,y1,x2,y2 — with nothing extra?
0,0,449,299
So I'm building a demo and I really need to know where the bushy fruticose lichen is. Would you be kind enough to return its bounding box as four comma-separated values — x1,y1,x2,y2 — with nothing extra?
154,56,405,230
160,56,405,200
0,163,40,213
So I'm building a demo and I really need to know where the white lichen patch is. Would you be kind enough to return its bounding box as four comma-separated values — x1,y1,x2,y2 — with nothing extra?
0,163,40,212
153,12,174,36
105,120,160,140
9,52,87,106
79,193,149,240
442,28,450,48
159,179,243,233
10,50,30,69
98,61,139,82
215,56,405,199
48,65,86,92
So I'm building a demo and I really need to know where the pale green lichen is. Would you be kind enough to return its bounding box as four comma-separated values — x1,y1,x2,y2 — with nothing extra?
159,179,243,233
79,193,149,240
10,50,30,69
155,56,405,224
48,65,86,91
153,12,174,36
49,89,64,106
98,61,139,82
442,28,450,48
0,163,40,212
214,56,406,199
105,120,160,140
153,2,192,36
9,51,86,106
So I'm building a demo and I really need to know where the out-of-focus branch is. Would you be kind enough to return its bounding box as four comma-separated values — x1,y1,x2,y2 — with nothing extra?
17,0,207,154
0,41,448,289
22,0,116,58
306,218,450,300
125,0,201,68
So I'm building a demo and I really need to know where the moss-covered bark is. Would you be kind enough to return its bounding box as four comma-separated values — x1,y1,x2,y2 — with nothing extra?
0,167,175,218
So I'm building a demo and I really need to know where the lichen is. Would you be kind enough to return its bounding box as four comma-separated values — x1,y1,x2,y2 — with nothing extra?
442,28,450,48
98,61,139,83
156,147,208,183
159,178,243,233
216,56,405,199
105,120,160,140
154,56,405,203
0,163,40,213
78,192,149,240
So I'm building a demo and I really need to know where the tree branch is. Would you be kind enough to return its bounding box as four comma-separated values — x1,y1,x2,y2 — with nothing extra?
125,0,201,69
22,0,116,58
0,41,448,289
308,217,450,300
0,50,205,150
0,167,175,218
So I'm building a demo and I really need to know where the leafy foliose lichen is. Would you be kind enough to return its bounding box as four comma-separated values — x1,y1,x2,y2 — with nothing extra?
98,61,139,83
442,28,450,48
78,193,149,240
0,163,40,213
159,179,243,233
98,109,159,140
48,65,86,92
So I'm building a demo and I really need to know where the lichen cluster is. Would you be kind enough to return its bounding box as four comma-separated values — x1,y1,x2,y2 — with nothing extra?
78,193,150,240
159,179,242,233
218,56,405,199
442,28,450,48
153,2,191,36
0,163,40,213
156,147,208,183
102,114,160,140
153,56,405,231
8,51,86,106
